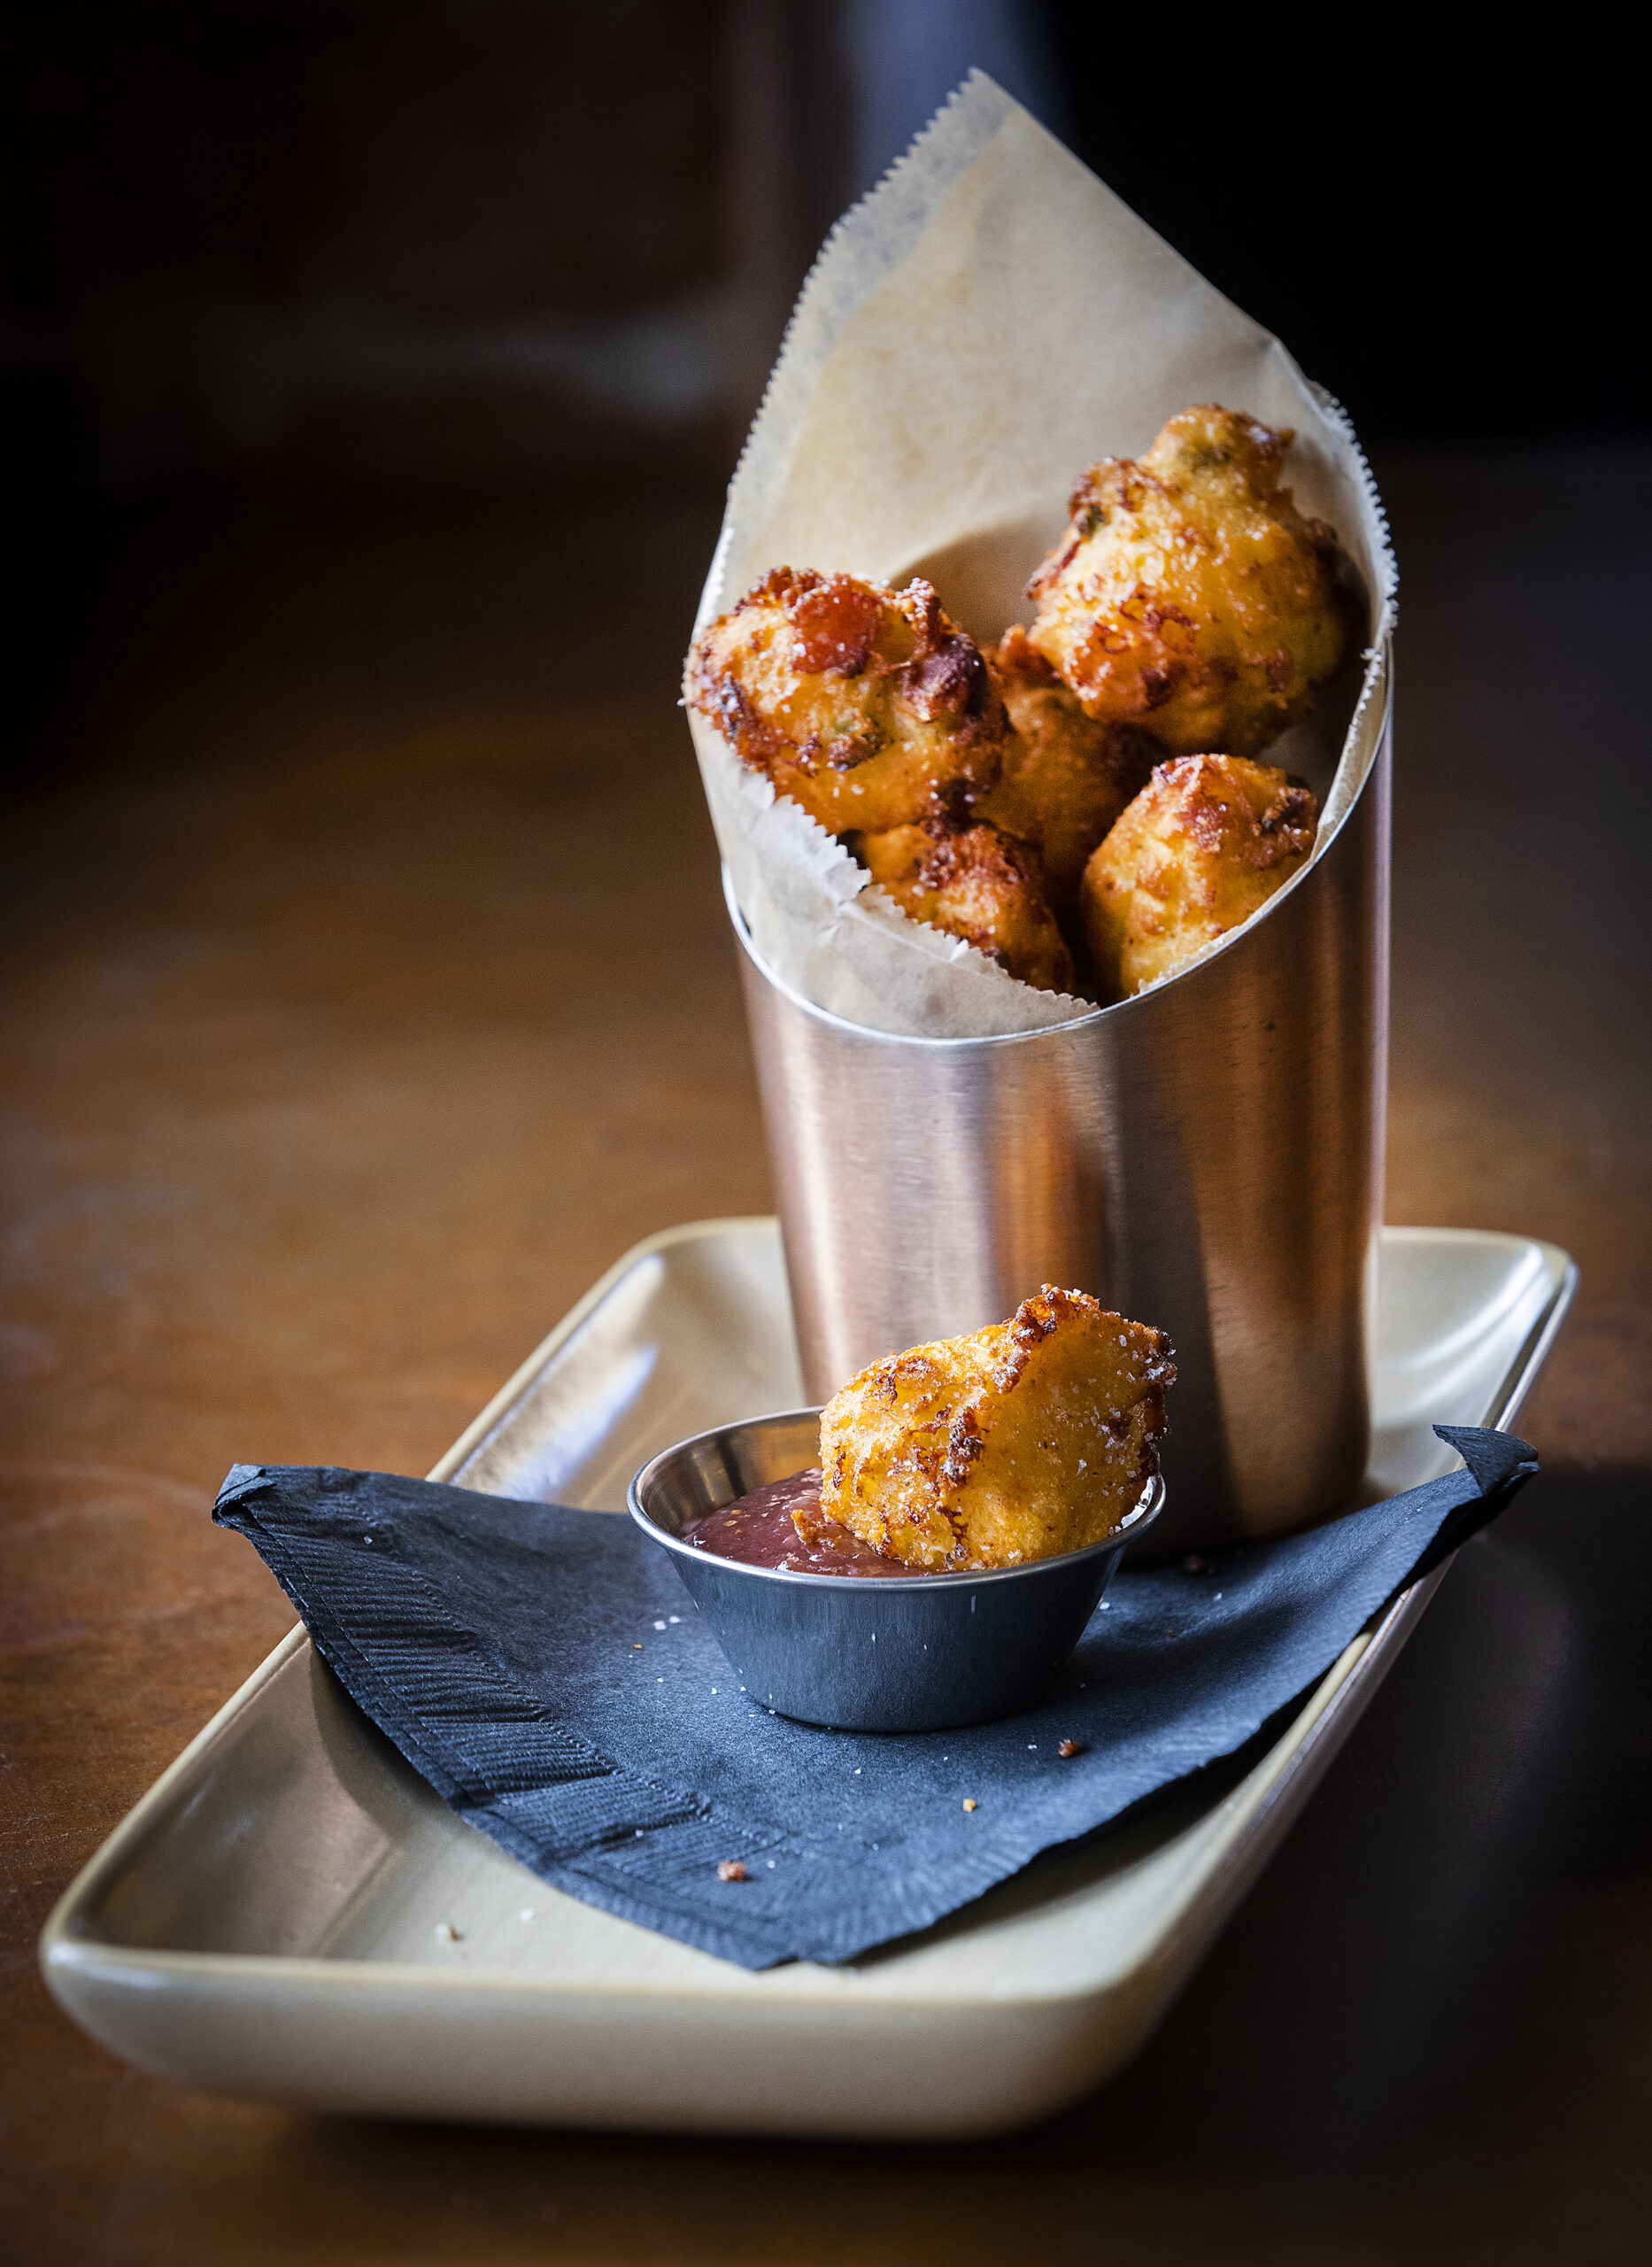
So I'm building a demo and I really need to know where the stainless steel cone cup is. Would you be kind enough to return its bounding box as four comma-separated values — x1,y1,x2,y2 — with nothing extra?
731,655,1392,1558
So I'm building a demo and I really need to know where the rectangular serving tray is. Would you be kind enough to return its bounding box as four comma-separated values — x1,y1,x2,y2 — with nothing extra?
41,1220,1574,2138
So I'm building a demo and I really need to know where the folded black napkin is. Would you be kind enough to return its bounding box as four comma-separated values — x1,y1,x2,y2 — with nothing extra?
213,1426,1534,1970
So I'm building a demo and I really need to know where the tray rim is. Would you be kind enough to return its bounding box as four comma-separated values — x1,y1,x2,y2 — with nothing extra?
40,1219,1577,2017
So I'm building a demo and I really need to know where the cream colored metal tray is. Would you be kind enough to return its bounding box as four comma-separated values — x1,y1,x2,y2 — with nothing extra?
41,1220,1574,2138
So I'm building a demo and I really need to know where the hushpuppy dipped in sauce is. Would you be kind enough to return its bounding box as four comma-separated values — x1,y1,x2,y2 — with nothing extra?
820,1288,1173,1569
687,1288,1173,1576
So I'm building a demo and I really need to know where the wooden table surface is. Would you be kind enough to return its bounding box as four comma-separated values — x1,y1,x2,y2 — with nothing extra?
4,448,1649,2263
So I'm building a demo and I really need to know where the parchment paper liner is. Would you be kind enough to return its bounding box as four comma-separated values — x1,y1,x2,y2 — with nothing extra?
686,73,1395,1039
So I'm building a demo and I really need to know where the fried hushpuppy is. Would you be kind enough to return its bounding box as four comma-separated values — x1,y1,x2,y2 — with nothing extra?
1081,754,1317,999
857,811,1075,993
820,1287,1175,1570
686,567,1005,836
981,626,1158,910
1026,405,1355,760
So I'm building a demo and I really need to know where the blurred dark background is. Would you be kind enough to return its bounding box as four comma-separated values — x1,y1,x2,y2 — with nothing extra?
3,0,1645,752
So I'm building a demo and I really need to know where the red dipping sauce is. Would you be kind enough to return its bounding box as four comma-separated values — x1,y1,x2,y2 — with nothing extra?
683,1468,916,1578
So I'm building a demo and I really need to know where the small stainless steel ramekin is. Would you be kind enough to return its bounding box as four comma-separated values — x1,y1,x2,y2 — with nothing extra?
628,1409,1164,1733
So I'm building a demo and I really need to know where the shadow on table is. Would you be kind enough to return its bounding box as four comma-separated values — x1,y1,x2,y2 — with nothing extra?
272,1466,1652,2261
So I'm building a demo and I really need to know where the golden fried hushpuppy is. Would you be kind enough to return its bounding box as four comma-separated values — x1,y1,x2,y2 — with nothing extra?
1026,405,1355,760
1081,754,1317,999
857,812,1075,994
819,1287,1175,1570
686,567,1005,836
981,626,1158,909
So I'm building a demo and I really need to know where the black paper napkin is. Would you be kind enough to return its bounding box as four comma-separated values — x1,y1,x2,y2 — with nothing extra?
213,1426,1535,1970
